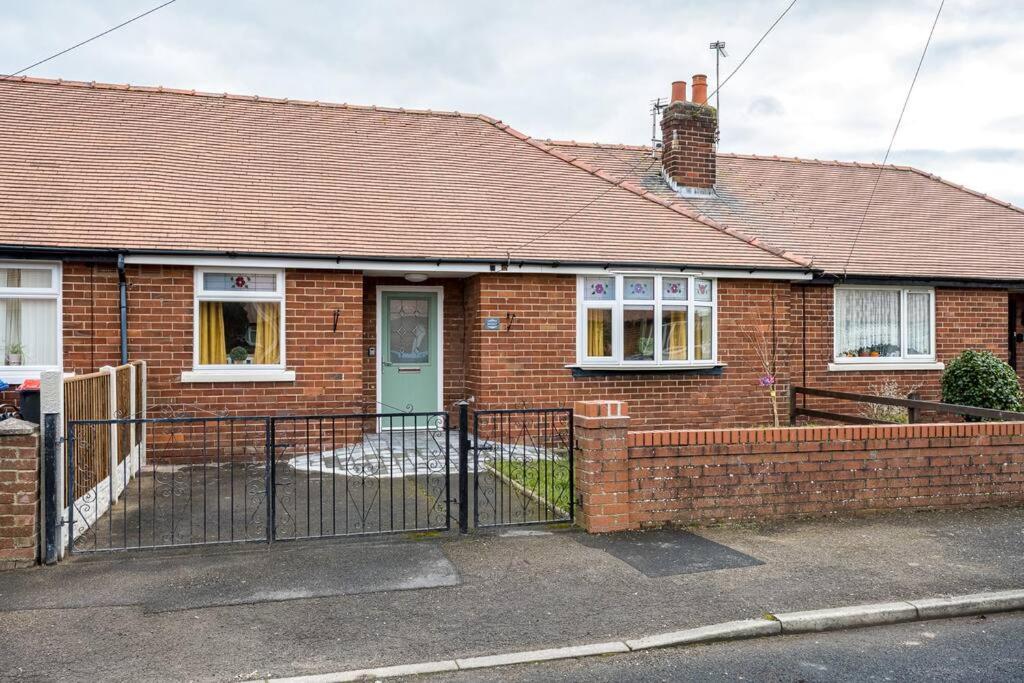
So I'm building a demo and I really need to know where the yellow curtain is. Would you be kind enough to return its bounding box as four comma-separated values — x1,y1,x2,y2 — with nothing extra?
587,310,607,356
199,302,227,364
666,309,687,360
254,302,280,365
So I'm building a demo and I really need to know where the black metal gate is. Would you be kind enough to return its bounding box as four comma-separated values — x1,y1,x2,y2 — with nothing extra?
60,405,571,554
64,411,450,553
469,405,574,528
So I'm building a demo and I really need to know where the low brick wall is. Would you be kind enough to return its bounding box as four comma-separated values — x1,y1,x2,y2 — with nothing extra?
0,419,40,569
574,400,1024,531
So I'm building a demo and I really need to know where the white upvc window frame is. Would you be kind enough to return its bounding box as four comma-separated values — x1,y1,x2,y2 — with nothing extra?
0,261,62,384
575,273,717,369
831,284,938,369
185,268,293,382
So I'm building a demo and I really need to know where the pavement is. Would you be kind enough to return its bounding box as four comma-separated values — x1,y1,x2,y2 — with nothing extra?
1,506,1022,681
414,611,1024,682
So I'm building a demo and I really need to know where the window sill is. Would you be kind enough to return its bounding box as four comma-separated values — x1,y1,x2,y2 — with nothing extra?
180,369,296,383
0,368,71,385
828,361,944,372
568,363,725,377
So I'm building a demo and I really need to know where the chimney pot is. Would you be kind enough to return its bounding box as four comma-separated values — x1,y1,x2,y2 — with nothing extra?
670,80,687,104
692,74,708,105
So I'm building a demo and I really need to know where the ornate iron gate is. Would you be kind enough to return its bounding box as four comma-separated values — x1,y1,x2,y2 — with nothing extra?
467,405,574,529
64,411,451,553
60,405,572,553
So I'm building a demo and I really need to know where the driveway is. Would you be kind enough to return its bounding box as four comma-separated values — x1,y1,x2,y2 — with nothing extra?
1,507,1022,681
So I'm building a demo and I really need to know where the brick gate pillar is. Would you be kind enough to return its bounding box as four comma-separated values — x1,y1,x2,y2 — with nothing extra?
0,418,40,569
573,400,636,533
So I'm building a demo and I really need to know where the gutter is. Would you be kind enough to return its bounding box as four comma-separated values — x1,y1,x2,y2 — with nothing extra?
117,253,129,365
0,244,816,279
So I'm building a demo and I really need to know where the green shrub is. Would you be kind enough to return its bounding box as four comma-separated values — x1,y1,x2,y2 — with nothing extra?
941,350,1023,419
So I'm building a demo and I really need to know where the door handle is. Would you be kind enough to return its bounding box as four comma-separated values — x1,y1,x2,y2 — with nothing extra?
383,361,393,367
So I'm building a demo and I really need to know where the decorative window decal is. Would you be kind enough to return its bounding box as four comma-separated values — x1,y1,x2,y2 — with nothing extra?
195,269,285,369
577,274,716,367
584,276,615,301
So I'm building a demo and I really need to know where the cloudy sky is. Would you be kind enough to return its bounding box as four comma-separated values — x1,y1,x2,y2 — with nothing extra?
3,0,1022,205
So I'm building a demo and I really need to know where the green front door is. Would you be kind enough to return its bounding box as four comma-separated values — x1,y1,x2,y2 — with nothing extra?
380,290,440,415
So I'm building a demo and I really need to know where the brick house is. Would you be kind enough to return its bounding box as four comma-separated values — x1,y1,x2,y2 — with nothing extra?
0,74,1021,429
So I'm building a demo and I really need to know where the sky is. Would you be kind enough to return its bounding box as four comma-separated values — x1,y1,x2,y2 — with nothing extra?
3,0,1023,205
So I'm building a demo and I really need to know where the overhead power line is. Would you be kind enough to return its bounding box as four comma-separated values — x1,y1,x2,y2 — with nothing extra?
703,0,797,109
508,0,799,260
1,0,178,79
842,0,945,277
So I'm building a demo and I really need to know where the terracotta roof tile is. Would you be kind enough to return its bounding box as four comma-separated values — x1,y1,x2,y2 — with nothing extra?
0,77,802,271
546,140,1024,281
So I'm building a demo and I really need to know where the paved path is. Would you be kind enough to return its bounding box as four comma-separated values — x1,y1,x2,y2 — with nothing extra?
1,507,1022,681
419,611,1024,682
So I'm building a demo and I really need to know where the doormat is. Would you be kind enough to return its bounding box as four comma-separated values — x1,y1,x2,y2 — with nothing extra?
575,529,763,577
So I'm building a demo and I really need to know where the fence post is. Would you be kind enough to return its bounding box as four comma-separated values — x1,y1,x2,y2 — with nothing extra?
266,417,275,544
457,401,469,534
788,385,798,426
42,413,60,565
127,363,137,461
907,391,921,424
138,361,147,468
39,369,65,558
100,366,118,503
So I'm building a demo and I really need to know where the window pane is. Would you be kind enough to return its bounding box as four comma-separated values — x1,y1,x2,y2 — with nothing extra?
835,289,901,358
0,268,52,289
389,298,430,364
694,278,713,302
694,306,713,360
0,298,58,366
661,307,688,361
199,301,280,365
623,277,654,300
203,272,277,292
585,308,612,358
907,292,931,356
623,307,655,361
662,277,687,300
584,277,614,301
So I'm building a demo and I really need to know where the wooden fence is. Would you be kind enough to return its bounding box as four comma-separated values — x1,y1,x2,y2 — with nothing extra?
64,361,147,499
789,386,1024,426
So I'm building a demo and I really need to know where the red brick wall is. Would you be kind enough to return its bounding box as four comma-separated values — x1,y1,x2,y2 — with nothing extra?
47,264,1013,430
626,421,1024,526
466,273,791,429
573,401,1024,531
791,285,1007,418
62,266,364,419
0,421,39,568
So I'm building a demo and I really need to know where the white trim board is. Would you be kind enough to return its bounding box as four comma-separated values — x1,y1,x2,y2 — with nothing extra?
124,254,812,281
375,285,445,418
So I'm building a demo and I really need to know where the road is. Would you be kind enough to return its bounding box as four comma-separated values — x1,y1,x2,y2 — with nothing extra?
420,612,1024,682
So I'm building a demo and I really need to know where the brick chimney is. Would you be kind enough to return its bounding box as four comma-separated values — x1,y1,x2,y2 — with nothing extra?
660,74,717,194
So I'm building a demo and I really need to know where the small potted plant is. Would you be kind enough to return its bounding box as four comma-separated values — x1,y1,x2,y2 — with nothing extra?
6,343,24,366
228,346,250,365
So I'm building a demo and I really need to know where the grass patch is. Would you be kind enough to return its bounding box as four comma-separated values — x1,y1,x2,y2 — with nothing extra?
490,457,571,510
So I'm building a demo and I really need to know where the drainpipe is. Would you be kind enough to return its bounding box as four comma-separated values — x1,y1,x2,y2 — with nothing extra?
117,253,129,365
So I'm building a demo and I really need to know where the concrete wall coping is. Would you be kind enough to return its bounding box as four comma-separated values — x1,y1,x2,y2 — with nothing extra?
0,417,39,436
627,421,1024,448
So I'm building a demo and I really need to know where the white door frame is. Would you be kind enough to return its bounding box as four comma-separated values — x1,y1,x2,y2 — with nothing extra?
375,285,445,417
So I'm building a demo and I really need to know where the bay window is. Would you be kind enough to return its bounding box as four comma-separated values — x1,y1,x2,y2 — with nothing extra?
577,274,716,367
833,286,935,364
0,263,61,380
191,269,287,377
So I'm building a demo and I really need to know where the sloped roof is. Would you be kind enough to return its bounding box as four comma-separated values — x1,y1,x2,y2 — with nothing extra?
546,141,1024,282
0,77,804,272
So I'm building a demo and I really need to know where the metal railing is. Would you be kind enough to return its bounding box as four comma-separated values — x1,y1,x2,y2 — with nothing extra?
65,411,451,553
